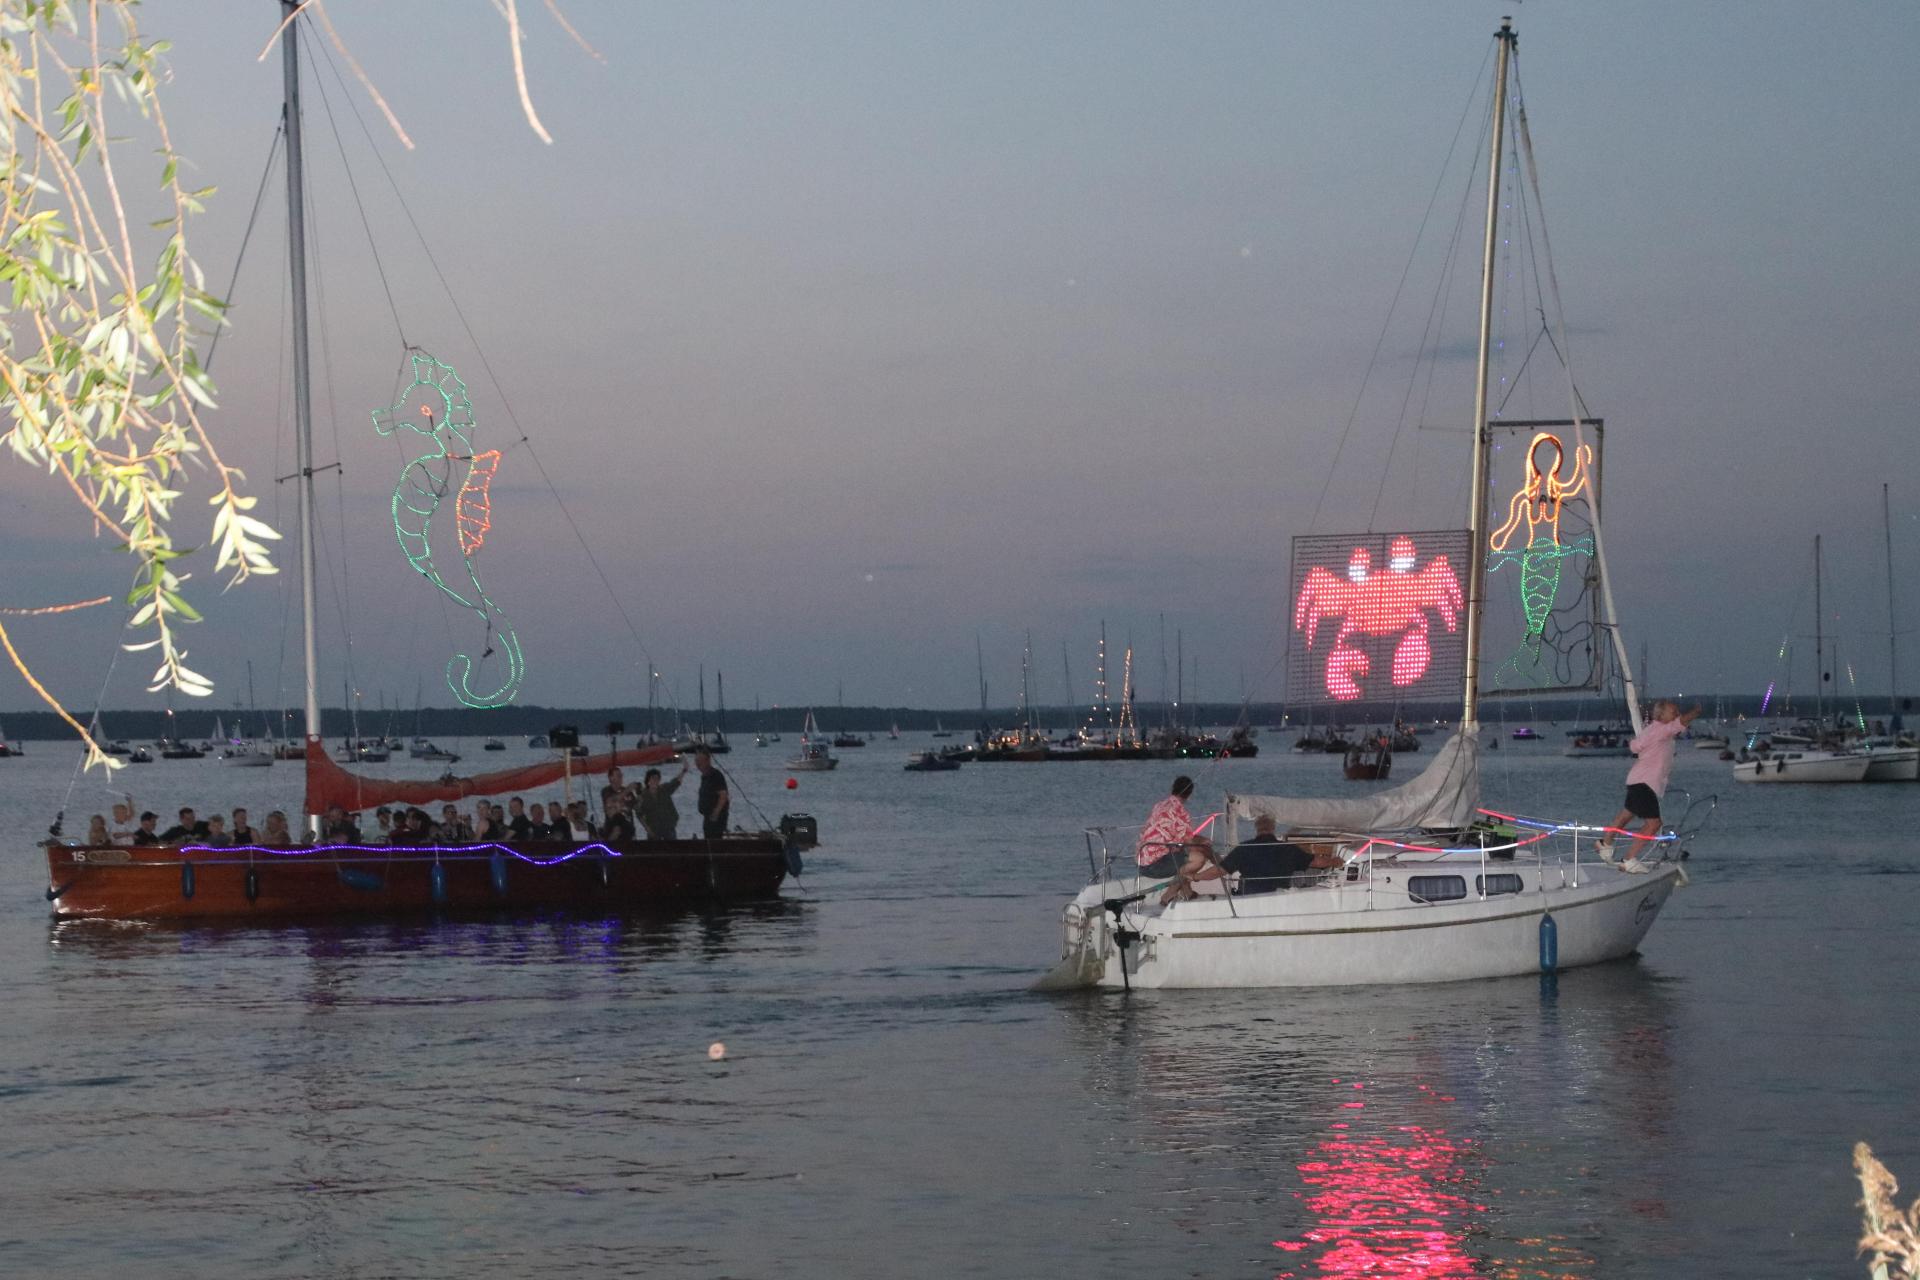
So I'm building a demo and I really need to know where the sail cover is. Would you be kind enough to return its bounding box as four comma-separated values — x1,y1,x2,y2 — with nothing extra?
304,737,678,816
1224,728,1480,839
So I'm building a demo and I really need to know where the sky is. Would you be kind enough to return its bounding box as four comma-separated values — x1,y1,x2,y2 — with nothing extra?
4,0,1919,722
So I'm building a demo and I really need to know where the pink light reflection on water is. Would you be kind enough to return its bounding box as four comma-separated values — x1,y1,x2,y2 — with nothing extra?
1273,1086,1487,1278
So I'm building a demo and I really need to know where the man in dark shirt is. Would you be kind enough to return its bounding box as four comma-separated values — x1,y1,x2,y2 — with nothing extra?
1216,816,1317,894
130,811,162,845
506,797,533,840
320,805,362,843
230,808,257,845
694,748,729,839
159,807,209,843
600,796,637,843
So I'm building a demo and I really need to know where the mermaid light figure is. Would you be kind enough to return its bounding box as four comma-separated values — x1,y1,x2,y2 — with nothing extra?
1487,431,1592,688
372,352,525,708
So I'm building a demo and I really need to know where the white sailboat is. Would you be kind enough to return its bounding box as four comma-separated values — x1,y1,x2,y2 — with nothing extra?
1040,20,1692,991
1732,537,1868,784
787,710,838,772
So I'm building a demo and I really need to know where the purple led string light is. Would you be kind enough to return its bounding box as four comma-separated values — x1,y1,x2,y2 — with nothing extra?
183,842,627,867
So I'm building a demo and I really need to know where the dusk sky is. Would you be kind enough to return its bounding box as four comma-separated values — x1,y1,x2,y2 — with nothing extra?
4,1,1918,722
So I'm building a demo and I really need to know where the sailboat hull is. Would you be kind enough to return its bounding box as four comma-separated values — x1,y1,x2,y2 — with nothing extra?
1043,861,1680,990
44,837,789,920
1731,753,1871,783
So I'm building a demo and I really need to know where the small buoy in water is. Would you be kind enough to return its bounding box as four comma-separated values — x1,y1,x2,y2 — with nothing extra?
785,777,797,790
708,1042,726,1061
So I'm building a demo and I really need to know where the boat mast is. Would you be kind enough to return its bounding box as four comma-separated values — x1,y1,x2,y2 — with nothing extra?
1460,16,1516,730
1814,534,1824,725
1886,484,1900,726
281,1,322,826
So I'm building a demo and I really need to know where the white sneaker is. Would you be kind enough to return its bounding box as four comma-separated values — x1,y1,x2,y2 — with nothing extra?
1594,840,1617,864
1620,856,1651,874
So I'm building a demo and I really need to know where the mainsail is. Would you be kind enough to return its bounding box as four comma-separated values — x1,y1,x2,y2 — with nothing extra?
304,737,676,815
1224,729,1480,839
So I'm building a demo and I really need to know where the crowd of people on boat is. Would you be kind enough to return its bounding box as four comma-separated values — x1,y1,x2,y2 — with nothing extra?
1134,774,1333,903
75,750,735,847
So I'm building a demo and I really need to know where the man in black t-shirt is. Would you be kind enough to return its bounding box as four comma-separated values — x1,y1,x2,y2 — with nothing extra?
1217,816,1317,894
694,748,729,839
159,807,209,843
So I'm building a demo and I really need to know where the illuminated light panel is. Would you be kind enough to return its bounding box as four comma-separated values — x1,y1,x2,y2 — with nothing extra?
1487,432,1593,689
372,352,525,709
1288,531,1469,705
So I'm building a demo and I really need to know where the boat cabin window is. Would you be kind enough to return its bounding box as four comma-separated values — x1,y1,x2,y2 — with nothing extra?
1477,873,1524,897
1407,875,1467,904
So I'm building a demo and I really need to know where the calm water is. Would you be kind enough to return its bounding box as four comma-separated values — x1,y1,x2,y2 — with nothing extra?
1,733,1914,1278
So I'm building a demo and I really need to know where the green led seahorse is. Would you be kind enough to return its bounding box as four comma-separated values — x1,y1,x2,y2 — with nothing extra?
1488,432,1592,689
372,352,524,708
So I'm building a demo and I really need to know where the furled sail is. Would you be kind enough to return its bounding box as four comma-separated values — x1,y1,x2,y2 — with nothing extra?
304,737,677,815
1224,728,1480,839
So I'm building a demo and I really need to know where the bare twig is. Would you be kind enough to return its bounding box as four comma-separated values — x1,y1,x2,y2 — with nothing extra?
543,0,605,62
502,0,553,145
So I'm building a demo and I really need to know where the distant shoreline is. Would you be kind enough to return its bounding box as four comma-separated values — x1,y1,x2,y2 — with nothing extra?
2,693,1906,743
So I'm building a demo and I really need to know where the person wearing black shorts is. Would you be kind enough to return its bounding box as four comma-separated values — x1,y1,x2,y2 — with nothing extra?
1595,700,1701,872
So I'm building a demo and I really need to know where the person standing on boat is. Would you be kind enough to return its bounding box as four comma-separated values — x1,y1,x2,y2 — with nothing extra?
1136,776,1207,878
108,799,138,845
694,748,729,839
637,765,687,839
1595,700,1701,872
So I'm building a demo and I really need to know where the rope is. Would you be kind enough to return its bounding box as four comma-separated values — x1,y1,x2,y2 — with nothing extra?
1314,41,1495,537
307,41,407,345
204,121,285,375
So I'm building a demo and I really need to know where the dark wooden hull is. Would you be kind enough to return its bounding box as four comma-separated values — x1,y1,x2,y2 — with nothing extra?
45,837,789,921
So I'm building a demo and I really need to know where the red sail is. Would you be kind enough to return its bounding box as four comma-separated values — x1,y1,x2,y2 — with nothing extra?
304,737,678,816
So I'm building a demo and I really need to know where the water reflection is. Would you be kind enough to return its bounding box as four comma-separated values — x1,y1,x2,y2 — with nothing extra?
46,899,817,973
1057,962,1677,1277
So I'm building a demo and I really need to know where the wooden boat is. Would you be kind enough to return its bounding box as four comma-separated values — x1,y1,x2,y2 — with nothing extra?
45,833,791,920
46,740,802,919
42,12,804,922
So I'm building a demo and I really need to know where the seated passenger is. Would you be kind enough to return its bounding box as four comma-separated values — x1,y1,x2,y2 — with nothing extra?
130,811,162,845
262,811,293,843
161,807,209,842
230,808,257,845
1215,816,1318,893
600,796,636,843
201,814,231,847
320,805,362,843
85,814,110,845
437,804,472,841
109,801,138,845
1135,776,1205,879
507,797,533,840
527,802,549,837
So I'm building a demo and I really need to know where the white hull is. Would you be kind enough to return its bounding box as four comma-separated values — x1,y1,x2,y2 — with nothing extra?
1563,746,1631,758
1863,746,1919,782
787,757,838,771
1044,857,1680,990
1731,752,1871,783
221,752,274,768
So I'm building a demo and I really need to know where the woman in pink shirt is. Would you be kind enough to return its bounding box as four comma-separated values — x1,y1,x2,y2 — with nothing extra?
1595,700,1700,872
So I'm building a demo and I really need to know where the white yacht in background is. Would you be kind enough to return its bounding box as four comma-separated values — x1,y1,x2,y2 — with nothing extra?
787,711,839,772
1732,750,1870,784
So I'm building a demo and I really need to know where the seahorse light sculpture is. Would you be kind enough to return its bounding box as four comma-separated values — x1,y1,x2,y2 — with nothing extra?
372,352,525,708
1487,431,1592,688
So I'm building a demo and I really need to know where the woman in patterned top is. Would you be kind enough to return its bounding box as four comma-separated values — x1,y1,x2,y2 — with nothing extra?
1136,775,1209,880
